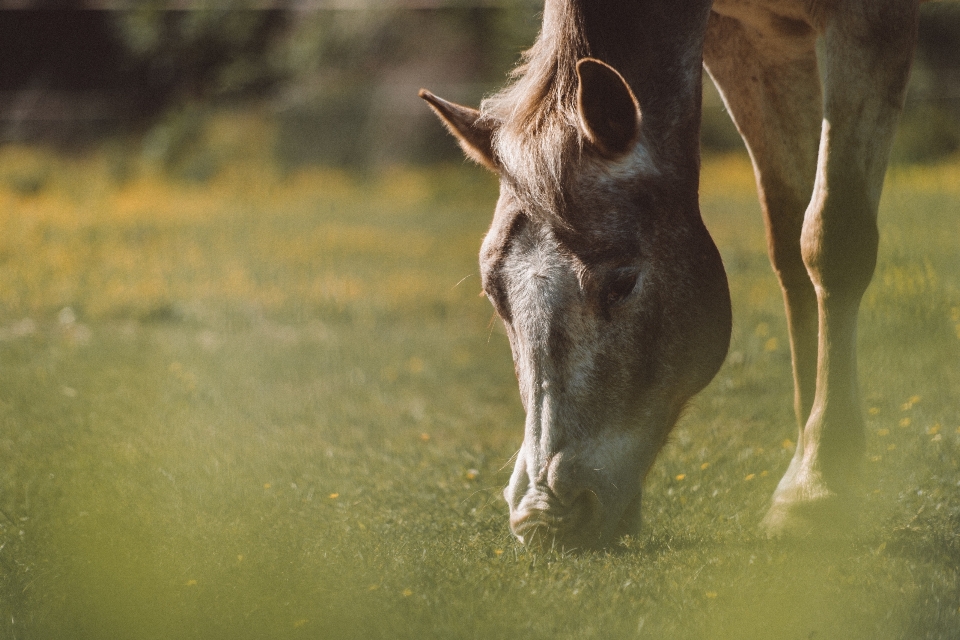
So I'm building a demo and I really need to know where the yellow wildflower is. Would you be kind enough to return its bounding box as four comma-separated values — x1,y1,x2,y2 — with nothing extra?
901,395,920,411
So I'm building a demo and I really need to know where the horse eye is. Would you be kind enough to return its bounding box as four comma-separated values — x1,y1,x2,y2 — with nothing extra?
605,270,638,306
481,281,512,322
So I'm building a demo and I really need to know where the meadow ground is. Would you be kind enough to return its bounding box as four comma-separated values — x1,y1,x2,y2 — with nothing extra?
0,130,958,639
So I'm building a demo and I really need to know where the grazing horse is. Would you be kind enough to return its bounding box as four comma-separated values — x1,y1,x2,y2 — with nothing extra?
420,0,919,549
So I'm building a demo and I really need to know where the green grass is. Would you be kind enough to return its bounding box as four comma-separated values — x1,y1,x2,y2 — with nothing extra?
0,149,958,639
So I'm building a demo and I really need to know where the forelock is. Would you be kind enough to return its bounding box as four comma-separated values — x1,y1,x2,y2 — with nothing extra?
478,0,589,224
486,110,583,223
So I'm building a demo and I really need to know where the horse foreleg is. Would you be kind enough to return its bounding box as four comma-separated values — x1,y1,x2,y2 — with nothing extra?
761,0,919,536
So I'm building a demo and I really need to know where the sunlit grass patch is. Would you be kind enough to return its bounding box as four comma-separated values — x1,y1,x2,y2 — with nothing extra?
699,153,756,198
0,145,492,322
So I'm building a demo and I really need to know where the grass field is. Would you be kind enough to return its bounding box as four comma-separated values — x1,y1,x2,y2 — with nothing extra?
0,134,958,639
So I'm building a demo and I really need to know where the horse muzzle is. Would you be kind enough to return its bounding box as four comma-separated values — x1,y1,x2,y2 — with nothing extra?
508,487,604,551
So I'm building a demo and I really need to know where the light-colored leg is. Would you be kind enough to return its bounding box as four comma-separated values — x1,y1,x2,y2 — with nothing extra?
761,1,919,535
704,11,821,429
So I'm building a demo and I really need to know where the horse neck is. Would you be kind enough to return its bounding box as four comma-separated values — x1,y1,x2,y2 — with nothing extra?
551,0,712,183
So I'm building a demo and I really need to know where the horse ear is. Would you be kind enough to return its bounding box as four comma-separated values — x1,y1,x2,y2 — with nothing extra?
419,89,498,171
576,58,640,157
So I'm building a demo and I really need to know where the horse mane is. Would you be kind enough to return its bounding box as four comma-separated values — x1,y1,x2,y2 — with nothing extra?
480,1,590,219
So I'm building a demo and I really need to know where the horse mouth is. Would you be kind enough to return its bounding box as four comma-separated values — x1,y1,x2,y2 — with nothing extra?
510,490,604,551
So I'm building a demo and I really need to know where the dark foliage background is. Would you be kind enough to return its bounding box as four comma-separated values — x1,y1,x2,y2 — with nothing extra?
0,1,957,168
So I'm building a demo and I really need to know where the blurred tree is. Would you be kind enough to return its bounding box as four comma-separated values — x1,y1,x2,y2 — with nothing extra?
114,7,287,107
273,5,539,169
111,7,288,172
0,10,133,146
0,6,286,152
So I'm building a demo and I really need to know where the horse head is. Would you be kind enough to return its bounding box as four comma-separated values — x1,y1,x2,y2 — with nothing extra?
422,57,731,549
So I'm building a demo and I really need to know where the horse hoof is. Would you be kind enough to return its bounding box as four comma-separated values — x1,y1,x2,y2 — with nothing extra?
760,490,856,539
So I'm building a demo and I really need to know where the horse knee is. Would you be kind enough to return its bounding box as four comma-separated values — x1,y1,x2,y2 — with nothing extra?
800,193,878,300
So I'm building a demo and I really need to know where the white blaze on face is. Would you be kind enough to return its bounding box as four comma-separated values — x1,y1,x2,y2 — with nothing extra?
501,224,566,463
499,222,607,497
